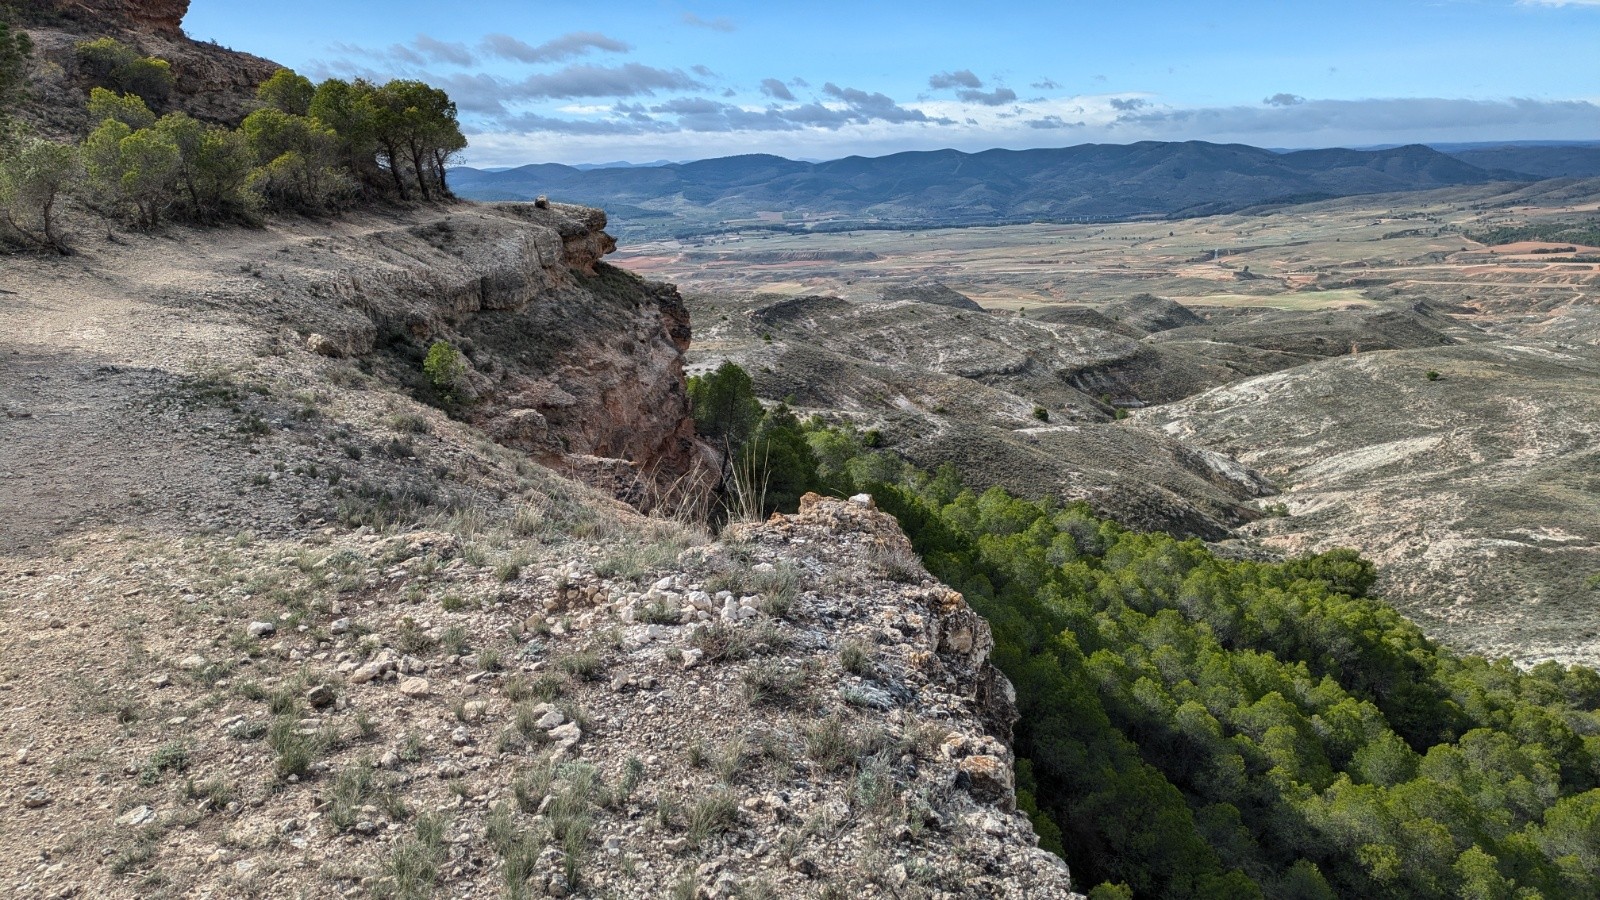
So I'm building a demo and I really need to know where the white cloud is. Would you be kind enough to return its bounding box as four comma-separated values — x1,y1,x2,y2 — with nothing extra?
457,94,1600,167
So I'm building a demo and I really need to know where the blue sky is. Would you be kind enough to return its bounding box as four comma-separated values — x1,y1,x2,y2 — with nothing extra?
183,0,1600,166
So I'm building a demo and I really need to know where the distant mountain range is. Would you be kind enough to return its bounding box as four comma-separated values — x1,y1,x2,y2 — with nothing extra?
449,141,1600,239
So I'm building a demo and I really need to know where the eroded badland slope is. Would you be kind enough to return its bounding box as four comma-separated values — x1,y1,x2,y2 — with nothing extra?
673,196,1600,667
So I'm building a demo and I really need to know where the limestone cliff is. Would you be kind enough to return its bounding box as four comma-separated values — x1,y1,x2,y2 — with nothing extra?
296,202,716,511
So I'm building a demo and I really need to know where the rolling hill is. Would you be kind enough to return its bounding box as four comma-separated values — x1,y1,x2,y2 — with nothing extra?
450,141,1528,238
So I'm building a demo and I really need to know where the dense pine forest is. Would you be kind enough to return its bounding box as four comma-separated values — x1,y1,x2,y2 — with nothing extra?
692,361,1600,900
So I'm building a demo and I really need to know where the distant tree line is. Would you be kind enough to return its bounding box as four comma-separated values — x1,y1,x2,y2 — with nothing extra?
1470,220,1600,249
0,23,466,253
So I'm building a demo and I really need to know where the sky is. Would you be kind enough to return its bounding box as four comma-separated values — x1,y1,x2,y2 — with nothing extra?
183,0,1600,167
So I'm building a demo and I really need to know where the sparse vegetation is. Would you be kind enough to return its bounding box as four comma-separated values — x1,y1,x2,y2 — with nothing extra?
838,639,873,677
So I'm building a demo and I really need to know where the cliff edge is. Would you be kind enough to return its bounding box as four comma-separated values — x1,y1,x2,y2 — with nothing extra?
0,199,1076,896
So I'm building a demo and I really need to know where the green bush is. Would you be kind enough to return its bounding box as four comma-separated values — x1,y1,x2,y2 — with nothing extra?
83,118,179,228
75,37,173,107
241,107,348,211
155,112,255,222
421,341,464,396
256,68,314,116
0,138,80,252
0,16,32,116
87,87,155,129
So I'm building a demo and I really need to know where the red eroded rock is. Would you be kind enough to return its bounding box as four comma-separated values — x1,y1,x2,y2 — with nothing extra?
56,0,189,34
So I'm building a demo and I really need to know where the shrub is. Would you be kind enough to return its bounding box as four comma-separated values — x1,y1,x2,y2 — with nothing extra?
241,107,348,211
686,791,739,847
0,19,31,114
553,649,604,681
83,118,179,228
138,741,190,785
154,112,255,223
422,340,465,396
0,138,80,253
838,640,873,677
75,38,173,106
1032,405,1050,422
740,663,806,707
87,87,155,129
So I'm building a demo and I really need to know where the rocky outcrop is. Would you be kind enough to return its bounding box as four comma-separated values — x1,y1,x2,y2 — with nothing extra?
55,0,189,34
266,203,716,512
17,1,280,136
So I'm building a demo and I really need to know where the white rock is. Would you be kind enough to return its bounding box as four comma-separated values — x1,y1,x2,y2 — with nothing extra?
681,648,704,669
116,805,155,826
536,709,565,729
247,621,276,638
178,655,208,670
848,493,876,509
398,677,430,698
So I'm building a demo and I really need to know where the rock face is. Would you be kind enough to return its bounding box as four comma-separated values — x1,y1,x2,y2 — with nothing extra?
397,204,714,510
191,202,717,512
57,0,189,34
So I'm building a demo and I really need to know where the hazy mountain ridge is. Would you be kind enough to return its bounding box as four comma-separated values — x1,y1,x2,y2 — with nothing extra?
451,141,1536,238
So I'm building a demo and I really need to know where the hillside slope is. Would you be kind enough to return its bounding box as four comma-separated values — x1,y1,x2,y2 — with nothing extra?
1139,341,1600,665
0,203,1077,899
12,0,279,138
